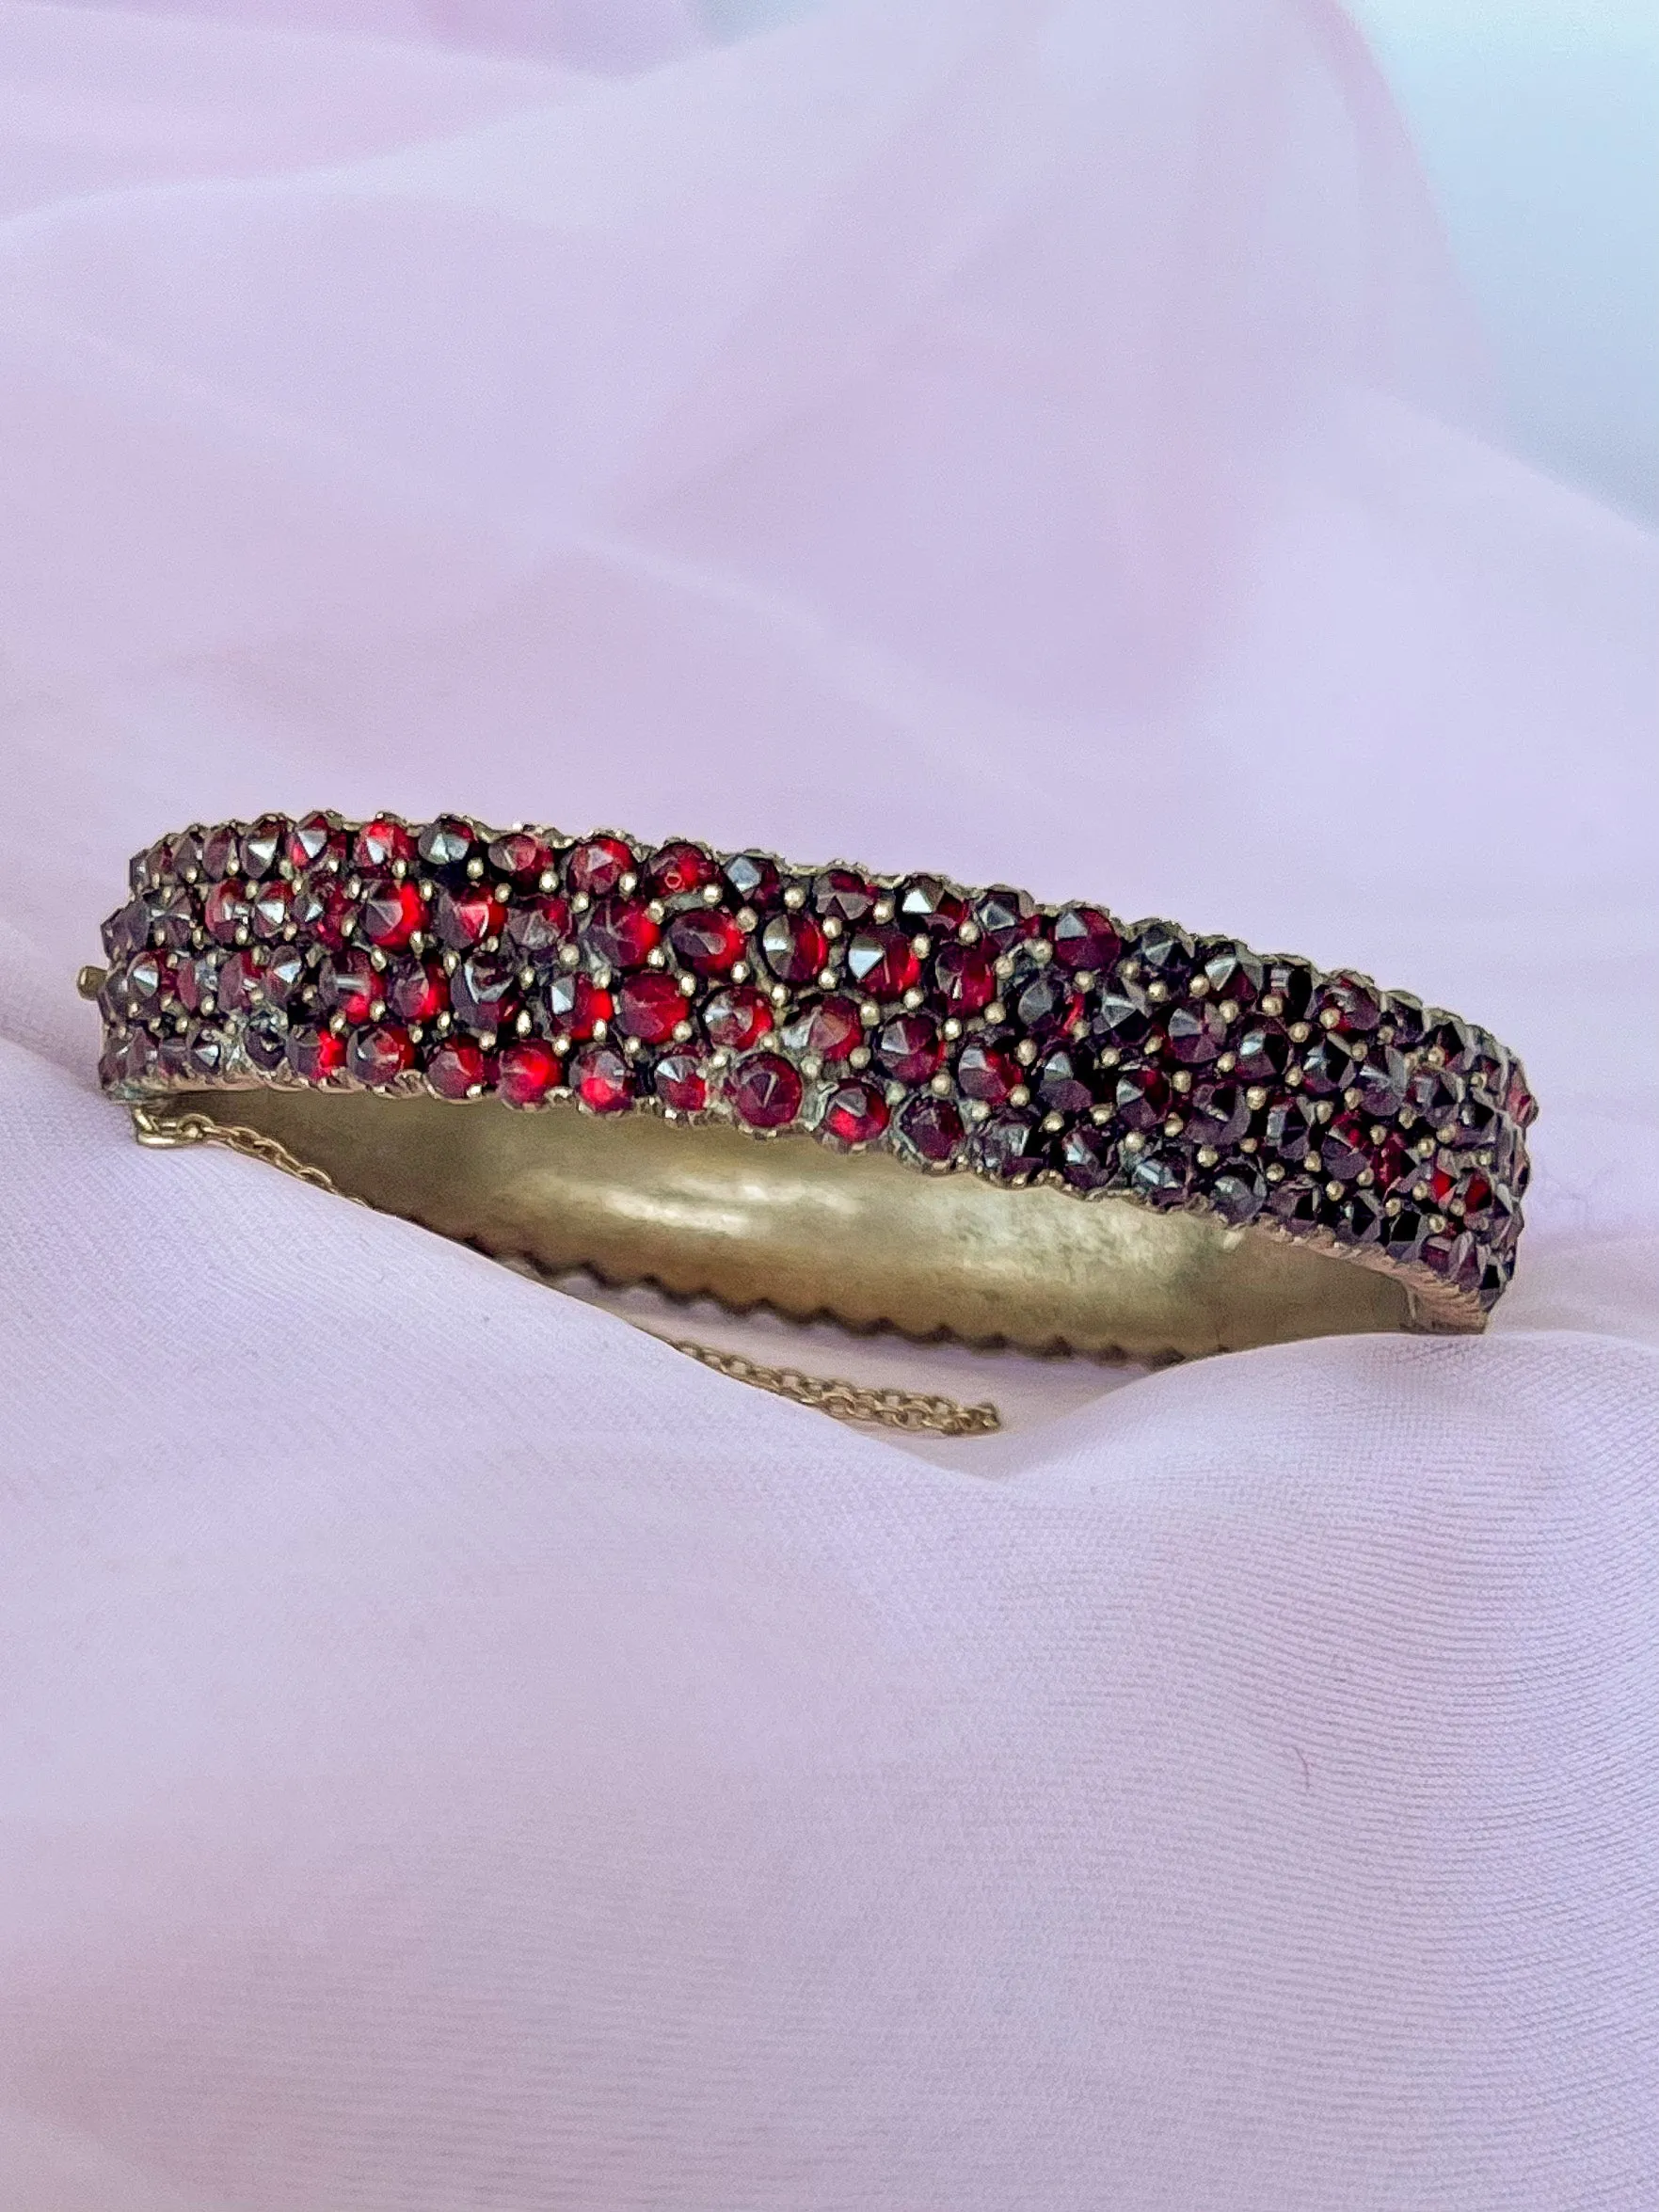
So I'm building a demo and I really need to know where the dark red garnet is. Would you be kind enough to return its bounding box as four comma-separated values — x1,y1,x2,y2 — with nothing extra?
215,950,263,1015
654,1053,709,1113
347,1025,413,1087
974,886,1039,954
286,1026,345,1081
705,987,773,1052
874,1011,942,1085
668,908,746,975
1008,969,1078,1038
1036,1046,1094,1115
498,1041,561,1107
486,832,552,884
505,895,572,959
780,996,861,1060
728,1053,803,1130
240,817,286,879
248,882,291,941
956,1035,1020,1105
1317,974,1381,1035
1058,1124,1116,1190
359,878,423,949
1186,1081,1249,1148
318,948,377,1024
354,819,417,873
934,943,996,1014
582,898,659,971
813,869,877,926
1165,1002,1226,1065
1114,1064,1171,1130
1051,905,1120,972
822,1081,888,1146
572,1042,631,1113
124,951,169,1014
286,813,343,872
201,825,241,881
290,873,349,949
1199,942,1263,1009
844,926,918,999
203,881,248,945
974,1111,1044,1183
387,960,447,1024
566,836,633,899
451,953,518,1035
426,1041,491,1099
647,841,717,900
433,884,504,950
417,818,477,873
1234,1023,1291,1085
614,971,686,1044
896,1094,963,1162
544,971,613,1041
759,911,828,985
898,877,966,934
263,945,308,1006
723,852,781,910
1321,1112,1372,1182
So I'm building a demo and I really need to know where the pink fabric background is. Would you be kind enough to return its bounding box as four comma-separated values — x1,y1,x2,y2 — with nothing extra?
2,1,1656,2204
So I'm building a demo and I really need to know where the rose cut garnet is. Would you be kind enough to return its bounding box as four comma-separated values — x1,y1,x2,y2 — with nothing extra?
318,948,377,1024
354,819,417,872
647,841,717,899
813,869,877,926
582,898,659,970
668,908,745,976
896,1094,963,1162
822,1081,888,1146
956,1036,1019,1105
614,971,686,1044
290,873,349,949
654,1053,709,1113
934,943,996,1014
450,953,518,1035
426,1041,490,1099
387,960,447,1024
498,1042,561,1107
724,852,781,910
1114,1064,1171,1131
1058,1124,1116,1190
566,836,632,899
974,886,1039,954
1165,1002,1226,1064
704,986,773,1052
572,1042,631,1113
203,881,248,945
844,926,918,999
874,1011,942,1085
974,1111,1044,1182
506,895,572,959
1051,905,1121,972
286,813,342,872
1036,1046,1094,1116
215,949,263,1015
359,878,423,949
249,883,291,941
728,1053,803,1130
487,832,552,884
286,1026,345,1081
898,877,966,934
346,1026,413,1088
759,911,828,985
780,995,861,1061
417,818,477,874
433,884,504,950
544,971,612,1041
240,817,286,879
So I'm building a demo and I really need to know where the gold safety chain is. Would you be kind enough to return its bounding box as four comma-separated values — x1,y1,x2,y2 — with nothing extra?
126,1103,1001,1439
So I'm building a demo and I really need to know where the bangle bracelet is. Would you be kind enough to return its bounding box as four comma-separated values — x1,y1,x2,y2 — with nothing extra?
85,812,1536,1385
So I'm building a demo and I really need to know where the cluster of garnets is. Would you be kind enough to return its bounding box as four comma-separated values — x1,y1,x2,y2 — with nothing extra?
98,813,1536,1303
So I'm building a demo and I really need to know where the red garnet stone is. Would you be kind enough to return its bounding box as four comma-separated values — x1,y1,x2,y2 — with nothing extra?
729,1053,803,1130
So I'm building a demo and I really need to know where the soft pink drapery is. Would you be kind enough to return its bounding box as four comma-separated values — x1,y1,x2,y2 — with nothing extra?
2,3,1655,2204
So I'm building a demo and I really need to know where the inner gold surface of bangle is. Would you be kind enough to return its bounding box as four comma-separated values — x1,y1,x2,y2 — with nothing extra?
171,1087,1430,1358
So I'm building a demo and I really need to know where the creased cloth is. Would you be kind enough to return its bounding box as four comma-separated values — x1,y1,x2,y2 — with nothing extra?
1,3,1656,2206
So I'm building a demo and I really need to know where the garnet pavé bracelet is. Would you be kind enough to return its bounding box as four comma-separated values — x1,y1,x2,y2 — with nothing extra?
83,812,1536,1429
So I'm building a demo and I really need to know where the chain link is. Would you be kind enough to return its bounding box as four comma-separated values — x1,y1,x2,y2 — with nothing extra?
667,1340,1001,1437
128,1104,1002,1438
